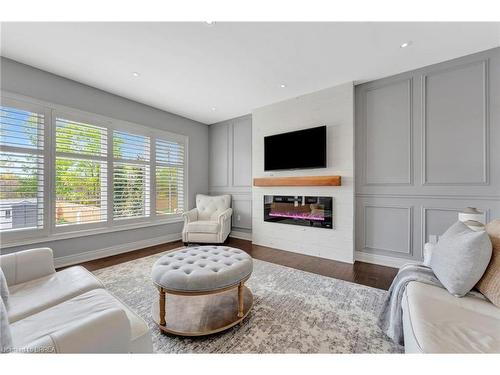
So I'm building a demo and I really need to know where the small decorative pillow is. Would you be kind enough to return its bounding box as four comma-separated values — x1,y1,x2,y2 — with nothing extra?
431,221,492,297
0,268,9,309
0,297,13,353
476,219,500,306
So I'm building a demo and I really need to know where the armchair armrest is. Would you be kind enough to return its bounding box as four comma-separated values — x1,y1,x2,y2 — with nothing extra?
24,308,131,353
216,208,233,224
0,248,55,286
182,208,198,224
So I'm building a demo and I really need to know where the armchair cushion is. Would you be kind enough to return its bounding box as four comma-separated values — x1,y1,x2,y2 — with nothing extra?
51,308,130,354
11,289,132,353
1,248,55,286
186,221,220,234
7,266,104,323
196,194,231,221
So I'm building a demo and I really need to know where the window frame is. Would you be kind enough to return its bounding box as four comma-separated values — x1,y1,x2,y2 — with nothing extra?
154,136,186,217
52,110,111,234
111,127,152,224
0,96,51,243
0,92,188,248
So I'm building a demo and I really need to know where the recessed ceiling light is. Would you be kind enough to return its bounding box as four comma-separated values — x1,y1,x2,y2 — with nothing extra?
400,41,412,48
211,107,216,111
280,84,287,88
132,72,140,77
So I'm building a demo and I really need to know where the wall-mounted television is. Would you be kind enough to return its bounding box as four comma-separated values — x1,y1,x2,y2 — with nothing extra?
264,125,327,171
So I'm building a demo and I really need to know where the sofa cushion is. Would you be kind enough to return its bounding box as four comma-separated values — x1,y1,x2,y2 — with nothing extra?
403,281,500,353
431,221,492,297
10,288,151,353
186,220,220,234
477,219,500,307
7,266,103,323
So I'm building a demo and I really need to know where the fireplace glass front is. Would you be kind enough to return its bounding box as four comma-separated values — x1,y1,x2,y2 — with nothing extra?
263,195,333,229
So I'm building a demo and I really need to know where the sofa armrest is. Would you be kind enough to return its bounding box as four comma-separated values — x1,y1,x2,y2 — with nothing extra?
182,208,198,224
216,208,233,224
0,248,55,286
38,308,130,353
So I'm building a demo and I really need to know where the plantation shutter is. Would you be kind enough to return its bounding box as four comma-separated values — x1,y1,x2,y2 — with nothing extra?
0,103,45,232
155,138,185,215
113,130,150,219
55,116,108,226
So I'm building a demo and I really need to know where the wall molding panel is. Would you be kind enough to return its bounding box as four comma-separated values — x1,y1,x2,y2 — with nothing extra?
362,204,413,256
421,59,490,186
209,115,252,231
421,206,490,248
361,77,414,186
355,48,500,267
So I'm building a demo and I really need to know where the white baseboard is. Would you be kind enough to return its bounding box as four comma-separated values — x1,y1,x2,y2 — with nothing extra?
54,233,182,268
355,251,420,269
229,229,252,241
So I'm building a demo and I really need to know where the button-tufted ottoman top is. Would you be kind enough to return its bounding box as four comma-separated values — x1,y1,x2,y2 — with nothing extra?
151,246,253,292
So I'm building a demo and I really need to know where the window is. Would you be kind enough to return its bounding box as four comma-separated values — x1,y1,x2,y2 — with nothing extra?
0,102,45,233
55,116,108,227
155,138,185,215
0,93,187,244
113,130,150,220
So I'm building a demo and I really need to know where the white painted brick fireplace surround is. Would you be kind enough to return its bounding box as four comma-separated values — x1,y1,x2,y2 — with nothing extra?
251,82,355,264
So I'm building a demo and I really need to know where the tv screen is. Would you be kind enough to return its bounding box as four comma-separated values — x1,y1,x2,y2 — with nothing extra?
264,125,327,171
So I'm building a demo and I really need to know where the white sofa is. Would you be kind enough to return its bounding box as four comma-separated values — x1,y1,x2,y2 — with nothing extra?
182,194,232,244
1,248,152,353
402,281,500,353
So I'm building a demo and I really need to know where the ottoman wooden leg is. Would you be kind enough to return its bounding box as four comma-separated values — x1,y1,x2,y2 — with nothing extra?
159,287,166,326
237,282,244,318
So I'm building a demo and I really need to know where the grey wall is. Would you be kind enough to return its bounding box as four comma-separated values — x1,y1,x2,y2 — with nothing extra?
209,115,252,233
355,47,500,266
0,57,209,260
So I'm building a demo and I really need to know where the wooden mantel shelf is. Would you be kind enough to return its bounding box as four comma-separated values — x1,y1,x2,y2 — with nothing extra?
253,175,341,187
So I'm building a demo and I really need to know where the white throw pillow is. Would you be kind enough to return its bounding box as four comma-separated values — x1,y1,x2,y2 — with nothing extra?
431,221,492,297
0,268,9,309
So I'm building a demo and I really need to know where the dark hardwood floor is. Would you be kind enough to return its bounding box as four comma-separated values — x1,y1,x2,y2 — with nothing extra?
69,237,398,290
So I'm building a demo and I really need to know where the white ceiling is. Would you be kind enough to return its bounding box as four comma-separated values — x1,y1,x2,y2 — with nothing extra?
1,22,499,124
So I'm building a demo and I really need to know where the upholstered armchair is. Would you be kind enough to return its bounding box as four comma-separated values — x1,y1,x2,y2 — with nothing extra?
182,194,232,245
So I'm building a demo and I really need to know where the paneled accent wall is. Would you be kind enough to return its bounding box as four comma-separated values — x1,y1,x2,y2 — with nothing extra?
355,47,500,267
209,114,252,234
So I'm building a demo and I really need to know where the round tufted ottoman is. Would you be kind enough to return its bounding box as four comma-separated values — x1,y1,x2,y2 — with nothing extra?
151,246,253,336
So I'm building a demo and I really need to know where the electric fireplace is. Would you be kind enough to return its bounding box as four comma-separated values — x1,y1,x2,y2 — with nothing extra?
263,195,333,229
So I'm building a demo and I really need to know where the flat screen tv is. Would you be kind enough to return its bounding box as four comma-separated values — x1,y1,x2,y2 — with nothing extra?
264,125,327,171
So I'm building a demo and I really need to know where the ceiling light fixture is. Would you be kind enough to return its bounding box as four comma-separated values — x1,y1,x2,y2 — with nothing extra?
132,72,140,77
205,21,215,25
280,84,287,88
211,107,216,111
400,41,412,48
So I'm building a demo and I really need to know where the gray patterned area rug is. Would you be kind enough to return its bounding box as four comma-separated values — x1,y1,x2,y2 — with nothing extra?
92,249,402,353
